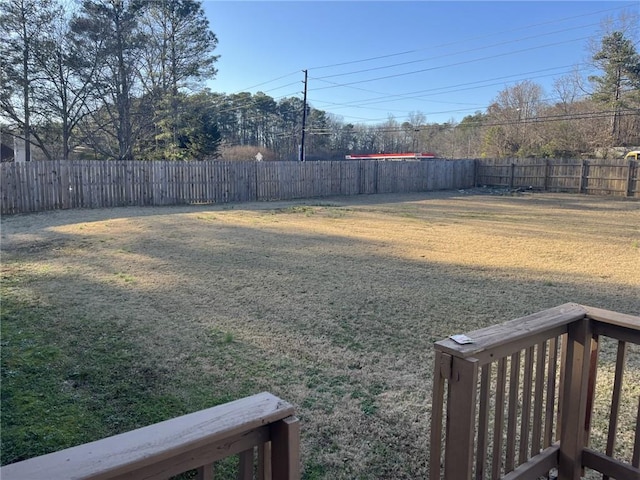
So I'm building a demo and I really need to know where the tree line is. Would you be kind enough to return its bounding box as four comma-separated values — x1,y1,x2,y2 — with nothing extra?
2,0,219,162
1,1,639,162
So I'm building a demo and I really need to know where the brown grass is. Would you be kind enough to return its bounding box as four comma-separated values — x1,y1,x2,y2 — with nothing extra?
1,191,639,479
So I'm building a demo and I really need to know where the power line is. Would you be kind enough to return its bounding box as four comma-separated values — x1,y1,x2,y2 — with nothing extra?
225,70,300,95
309,35,592,91
309,65,583,110
298,109,638,137
312,22,601,81
307,3,634,71
307,65,594,121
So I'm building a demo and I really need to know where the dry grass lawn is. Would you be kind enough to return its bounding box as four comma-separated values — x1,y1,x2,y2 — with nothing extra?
1,190,639,479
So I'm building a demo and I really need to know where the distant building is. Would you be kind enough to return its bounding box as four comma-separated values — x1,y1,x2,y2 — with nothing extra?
345,152,438,161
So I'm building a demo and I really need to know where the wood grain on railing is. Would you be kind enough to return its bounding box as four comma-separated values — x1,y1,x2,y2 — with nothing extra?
431,304,640,480
0,391,299,480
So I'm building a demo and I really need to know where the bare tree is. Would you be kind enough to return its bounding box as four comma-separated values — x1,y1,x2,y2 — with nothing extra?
0,0,59,160
71,0,143,160
485,80,544,157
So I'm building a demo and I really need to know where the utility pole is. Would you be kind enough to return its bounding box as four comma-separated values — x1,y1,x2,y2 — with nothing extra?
300,70,308,162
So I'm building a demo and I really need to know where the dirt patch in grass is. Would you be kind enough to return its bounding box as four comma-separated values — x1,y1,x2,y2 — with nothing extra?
1,191,639,478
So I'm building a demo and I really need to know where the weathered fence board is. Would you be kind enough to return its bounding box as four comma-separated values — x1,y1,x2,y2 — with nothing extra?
1,159,476,214
2,158,636,215
476,158,639,197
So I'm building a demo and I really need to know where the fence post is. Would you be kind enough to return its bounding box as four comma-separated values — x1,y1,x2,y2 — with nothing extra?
627,159,634,197
558,318,593,480
444,356,479,479
473,159,478,187
579,160,587,193
510,162,515,189
544,158,550,191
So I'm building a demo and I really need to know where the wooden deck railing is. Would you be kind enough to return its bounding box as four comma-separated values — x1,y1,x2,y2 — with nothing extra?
0,392,300,480
430,303,640,480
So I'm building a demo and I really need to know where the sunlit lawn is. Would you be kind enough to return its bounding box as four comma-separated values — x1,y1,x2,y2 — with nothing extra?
1,191,639,479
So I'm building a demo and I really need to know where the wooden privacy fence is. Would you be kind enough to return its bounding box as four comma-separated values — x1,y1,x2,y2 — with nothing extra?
476,158,640,197
0,392,300,480
430,303,640,480
0,159,475,214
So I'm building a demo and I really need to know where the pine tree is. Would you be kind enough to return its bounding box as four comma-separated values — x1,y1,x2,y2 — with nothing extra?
589,31,640,144
71,0,144,160
137,0,219,160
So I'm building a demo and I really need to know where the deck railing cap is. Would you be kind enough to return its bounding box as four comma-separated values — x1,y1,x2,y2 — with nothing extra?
1,391,295,480
435,303,587,359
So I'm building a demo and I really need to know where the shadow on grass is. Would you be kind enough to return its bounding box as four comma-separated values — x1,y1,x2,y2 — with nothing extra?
1,194,638,479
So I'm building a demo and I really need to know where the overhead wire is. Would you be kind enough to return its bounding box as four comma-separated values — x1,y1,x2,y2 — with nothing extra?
210,3,631,102
307,2,634,71
309,35,592,91
312,22,601,81
299,109,638,137
296,5,636,124
307,64,594,121
304,59,593,125
224,70,301,96
207,3,636,140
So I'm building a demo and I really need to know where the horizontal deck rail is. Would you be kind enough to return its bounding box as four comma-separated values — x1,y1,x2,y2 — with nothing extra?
0,391,300,480
430,303,640,480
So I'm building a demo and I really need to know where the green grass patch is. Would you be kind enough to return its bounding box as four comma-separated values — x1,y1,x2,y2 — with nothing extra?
0,292,187,465
276,205,316,216
1,192,638,479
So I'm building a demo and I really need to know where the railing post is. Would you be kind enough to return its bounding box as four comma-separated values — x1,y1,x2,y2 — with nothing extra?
259,442,272,480
271,416,300,480
195,463,214,480
238,449,254,480
444,356,479,479
558,318,594,480
430,351,451,479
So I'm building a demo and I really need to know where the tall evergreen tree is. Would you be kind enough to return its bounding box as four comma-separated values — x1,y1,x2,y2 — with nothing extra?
71,0,143,160
589,31,640,144
137,0,218,159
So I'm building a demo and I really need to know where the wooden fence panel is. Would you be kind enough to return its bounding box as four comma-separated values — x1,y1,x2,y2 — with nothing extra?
475,158,639,197
364,161,377,194
377,162,396,194
584,160,630,196
2,158,477,214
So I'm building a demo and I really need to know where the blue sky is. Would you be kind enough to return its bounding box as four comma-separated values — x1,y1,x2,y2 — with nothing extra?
201,1,639,125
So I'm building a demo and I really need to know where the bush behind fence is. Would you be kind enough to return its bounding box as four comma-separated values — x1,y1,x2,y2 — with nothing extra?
0,159,475,215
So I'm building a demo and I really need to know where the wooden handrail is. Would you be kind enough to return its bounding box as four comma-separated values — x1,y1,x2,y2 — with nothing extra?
0,391,300,480
431,304,640,480
434,302,587,363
